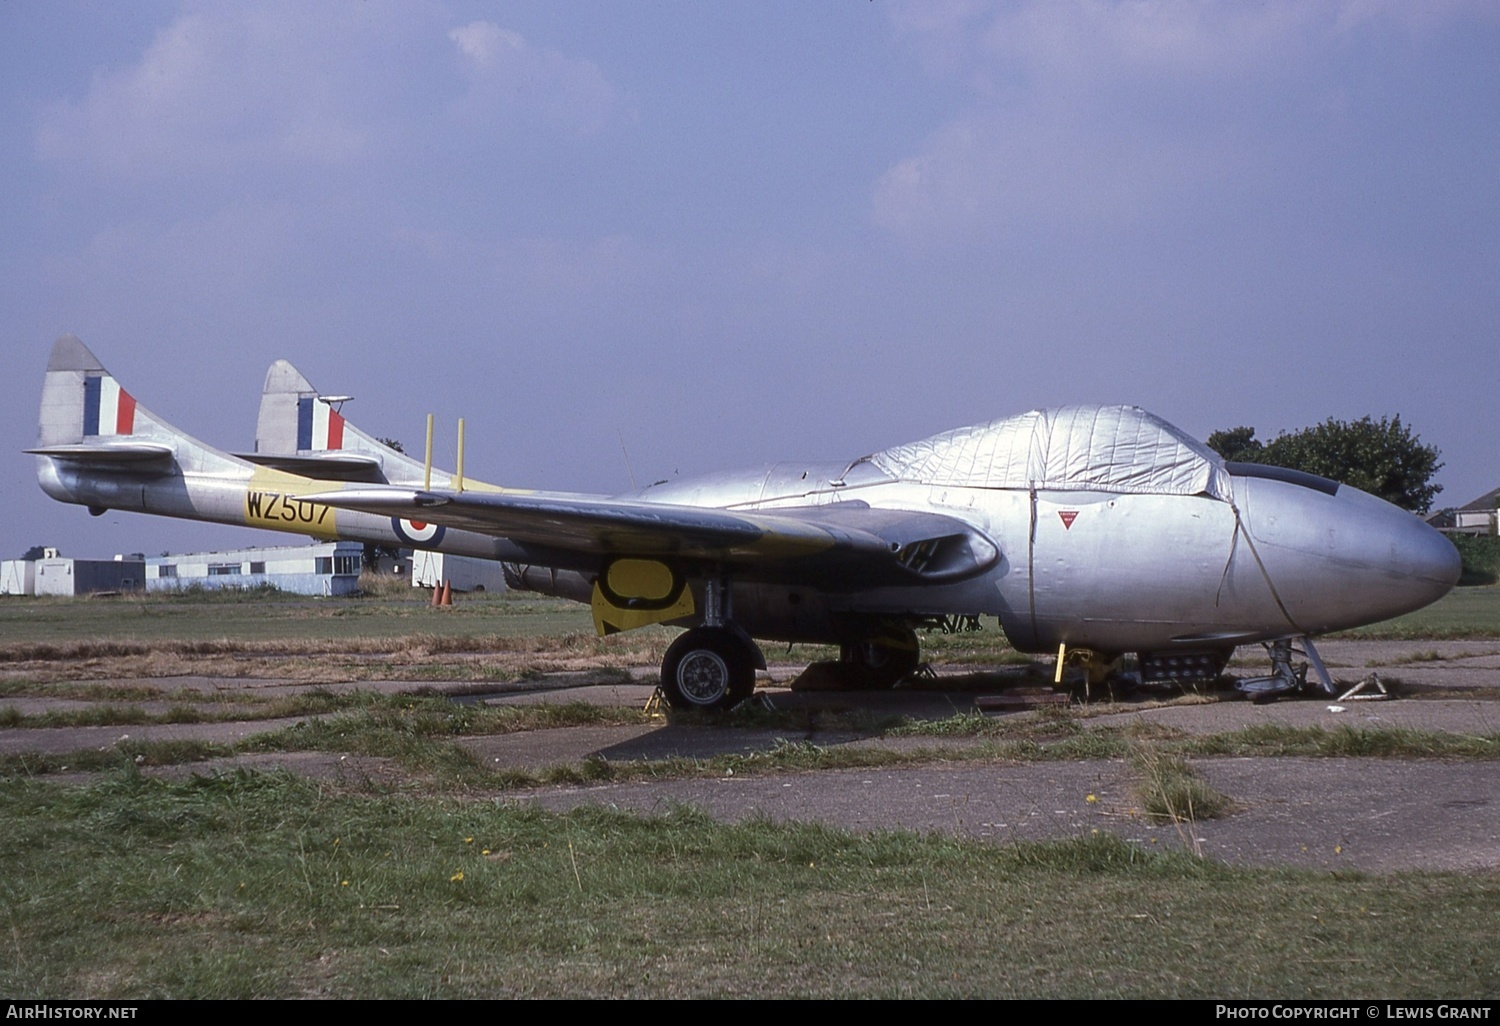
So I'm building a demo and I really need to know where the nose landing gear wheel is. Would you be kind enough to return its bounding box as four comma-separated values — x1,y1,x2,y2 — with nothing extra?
661,627,757,711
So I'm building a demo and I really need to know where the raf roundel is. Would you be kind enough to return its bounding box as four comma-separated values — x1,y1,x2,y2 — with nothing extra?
392,517,445,546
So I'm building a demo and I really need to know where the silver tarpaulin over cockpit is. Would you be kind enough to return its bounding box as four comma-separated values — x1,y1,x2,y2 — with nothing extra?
867,405,1233,500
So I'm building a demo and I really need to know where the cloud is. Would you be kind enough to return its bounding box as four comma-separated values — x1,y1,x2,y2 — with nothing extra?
974,1,1317,83
872,113,1207,237
446,21,631,138
874,0,1496,242
34,4,630,185
35,5,387,181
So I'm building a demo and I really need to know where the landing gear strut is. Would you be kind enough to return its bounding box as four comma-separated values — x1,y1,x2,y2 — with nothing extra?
658,577,764,711
1235,637,1337,702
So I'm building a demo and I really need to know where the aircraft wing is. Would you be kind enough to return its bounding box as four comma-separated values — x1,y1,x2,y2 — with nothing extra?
303,487,999,587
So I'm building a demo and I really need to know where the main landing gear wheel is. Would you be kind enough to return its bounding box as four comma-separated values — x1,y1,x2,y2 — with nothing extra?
660,627,757,711
841,627,921,689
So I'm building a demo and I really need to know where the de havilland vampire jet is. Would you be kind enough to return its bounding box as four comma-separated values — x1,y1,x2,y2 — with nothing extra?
32,335,1460,709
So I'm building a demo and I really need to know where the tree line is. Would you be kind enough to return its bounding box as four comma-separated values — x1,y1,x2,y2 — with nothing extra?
1206,415,1443,515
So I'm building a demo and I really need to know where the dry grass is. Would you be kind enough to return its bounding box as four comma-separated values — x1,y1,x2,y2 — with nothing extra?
356,572,416,598
0,630,675,686
1132,746,1233,825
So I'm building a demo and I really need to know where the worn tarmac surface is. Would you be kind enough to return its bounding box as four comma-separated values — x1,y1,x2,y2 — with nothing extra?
5,638,1499,872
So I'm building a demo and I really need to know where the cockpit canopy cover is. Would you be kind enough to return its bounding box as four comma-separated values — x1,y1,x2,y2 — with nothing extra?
869,405,1232,500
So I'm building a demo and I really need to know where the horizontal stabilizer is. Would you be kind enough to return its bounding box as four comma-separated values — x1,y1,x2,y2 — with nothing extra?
27,442,176,474
234,450,387,482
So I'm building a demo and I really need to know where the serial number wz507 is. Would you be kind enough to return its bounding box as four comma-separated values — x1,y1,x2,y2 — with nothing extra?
245,491,329,525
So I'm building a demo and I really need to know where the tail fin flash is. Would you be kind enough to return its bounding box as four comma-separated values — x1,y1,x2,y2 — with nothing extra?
249,358,509,492
257,359,361,451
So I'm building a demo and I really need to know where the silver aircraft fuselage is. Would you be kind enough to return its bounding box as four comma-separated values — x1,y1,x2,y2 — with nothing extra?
33,336,1461,707
613,458,1458,654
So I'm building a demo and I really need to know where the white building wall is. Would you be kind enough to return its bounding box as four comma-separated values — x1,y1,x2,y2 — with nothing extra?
0,561,35,596
409,551,506,593
147,542,364,596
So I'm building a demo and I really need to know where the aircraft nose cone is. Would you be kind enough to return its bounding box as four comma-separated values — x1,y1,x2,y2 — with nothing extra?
1395,512,1462,596
1239,477,1461,632
1335,499,1460,621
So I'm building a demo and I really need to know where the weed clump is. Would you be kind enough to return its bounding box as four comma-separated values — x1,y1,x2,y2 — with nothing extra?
1132,746,1232,824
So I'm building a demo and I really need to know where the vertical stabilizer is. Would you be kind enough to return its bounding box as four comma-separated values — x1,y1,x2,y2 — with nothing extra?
33,335,247,476
255,359,319,456
38,335,118,448
250,359,462,487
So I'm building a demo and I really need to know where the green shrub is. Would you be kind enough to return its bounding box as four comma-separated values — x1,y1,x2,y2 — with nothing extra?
1450,534,1500,586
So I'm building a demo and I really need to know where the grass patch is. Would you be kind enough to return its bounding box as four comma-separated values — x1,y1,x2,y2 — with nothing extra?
0,704,210,728
1333,585,1500,639
8,702,1495,788
0,739,237,777
1389,649,1446,665
0,591,597,650
0,628,673,688
1182,724,1500,759
243,702,652,782
0,772,1495,998
890,703,1090,739
1132,746,1233,825
0,685,646,729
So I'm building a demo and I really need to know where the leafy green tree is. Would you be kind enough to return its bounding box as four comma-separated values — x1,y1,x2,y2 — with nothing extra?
1206,416,1443,514
1204,426,1263,463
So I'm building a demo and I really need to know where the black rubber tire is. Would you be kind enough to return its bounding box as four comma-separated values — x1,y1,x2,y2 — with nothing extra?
660,628,757,711
841,628,921,689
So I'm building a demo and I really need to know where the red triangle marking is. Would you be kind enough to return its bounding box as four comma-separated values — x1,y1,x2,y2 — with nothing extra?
1058,510,1079,530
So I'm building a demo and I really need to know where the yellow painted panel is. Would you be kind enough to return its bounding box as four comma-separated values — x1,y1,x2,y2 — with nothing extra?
590,581,695,636
606,558,676,601
244,468,340,540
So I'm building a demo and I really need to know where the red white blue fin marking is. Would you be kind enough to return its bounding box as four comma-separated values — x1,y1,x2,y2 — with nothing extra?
297,397,345,451
83,376,136,437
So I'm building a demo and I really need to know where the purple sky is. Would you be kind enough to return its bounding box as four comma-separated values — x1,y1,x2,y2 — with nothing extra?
3,1,1496,559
